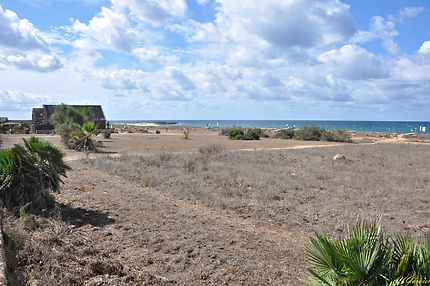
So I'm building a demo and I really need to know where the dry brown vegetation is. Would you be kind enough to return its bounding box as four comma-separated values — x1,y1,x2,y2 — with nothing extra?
3,143,430,285
90,144,430,236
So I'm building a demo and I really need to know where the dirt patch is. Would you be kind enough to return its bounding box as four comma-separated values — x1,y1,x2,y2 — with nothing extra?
2,131,429,285
3,143,430,285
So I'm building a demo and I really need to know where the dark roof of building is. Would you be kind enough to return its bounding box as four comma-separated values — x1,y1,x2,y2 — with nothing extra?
42,105,106,121
0,117,8,123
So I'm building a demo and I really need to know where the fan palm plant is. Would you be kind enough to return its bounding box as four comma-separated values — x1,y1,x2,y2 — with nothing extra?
0,149,14,191
307,222,430,286
389,235,430,285
0,136,70,210
71,121,97,151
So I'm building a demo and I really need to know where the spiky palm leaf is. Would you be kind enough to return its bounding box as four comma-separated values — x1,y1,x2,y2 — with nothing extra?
0,137,70,210
307,222,393,286
415,236,430,279
0,149,14,191
23,136,70,192
72,121,97,151
391,235,417,278
308,223,430,286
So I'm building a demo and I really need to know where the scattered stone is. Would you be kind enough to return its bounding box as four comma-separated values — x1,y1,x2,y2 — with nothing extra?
333,154,346,160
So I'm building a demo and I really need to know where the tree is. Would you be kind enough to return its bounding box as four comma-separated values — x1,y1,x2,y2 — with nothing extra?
50,103,84,126
50,104,98,151
80,107,94,122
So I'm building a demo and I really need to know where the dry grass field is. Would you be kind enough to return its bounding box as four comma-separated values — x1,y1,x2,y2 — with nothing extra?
3,139,430,285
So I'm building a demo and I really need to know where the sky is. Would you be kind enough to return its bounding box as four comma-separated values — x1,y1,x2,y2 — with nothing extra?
0,0,430,120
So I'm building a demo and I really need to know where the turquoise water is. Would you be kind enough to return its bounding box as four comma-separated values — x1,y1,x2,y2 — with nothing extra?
110,120,430,134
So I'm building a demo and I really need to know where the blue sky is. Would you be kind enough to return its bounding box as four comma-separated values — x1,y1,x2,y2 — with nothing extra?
0,0,430,120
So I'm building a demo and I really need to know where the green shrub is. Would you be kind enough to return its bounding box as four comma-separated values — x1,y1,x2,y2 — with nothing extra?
72,121,98,151
54,122,81,149
276,127,353,142
219,128,230,136
228,127,244,140
321,129,352,142
294,126,324,141
80,107,94,122
0,137,70,211
222,127,261,140
241,129,261,140
250,128,267,138
307,221,430,285
102,131,111,139
50,104,84,126
275,129,295,139
51,105,98,151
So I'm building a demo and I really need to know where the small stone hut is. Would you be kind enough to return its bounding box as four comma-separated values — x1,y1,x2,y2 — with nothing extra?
32,105,106,133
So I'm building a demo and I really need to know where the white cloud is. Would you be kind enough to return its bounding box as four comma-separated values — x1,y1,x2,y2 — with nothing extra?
68,0,188,55
71,6,137,52
397,6,425,21
319,44,389,80
133,47,178,65
189,0,356,49
0,88,52,112
195,0,210,4
112,0,187,25
3,0,430,120
392,57,430,82
418,41,430,55
0,52,62,72
0,5,48,51
370,16,399,54
0,5,63,72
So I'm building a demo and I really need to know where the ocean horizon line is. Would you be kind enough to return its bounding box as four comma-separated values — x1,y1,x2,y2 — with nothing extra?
110,119,430,134
110,119,430,123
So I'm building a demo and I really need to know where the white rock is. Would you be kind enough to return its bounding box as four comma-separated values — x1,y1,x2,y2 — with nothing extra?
333,154,346,160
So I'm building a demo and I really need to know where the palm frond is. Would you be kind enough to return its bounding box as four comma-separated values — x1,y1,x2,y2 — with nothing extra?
0,137,70,210
0,149,14,191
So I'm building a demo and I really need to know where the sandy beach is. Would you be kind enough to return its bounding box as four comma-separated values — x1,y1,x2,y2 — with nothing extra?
2,129,430,285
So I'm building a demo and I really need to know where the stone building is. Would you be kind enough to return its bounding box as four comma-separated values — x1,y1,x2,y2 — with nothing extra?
32,105,106,133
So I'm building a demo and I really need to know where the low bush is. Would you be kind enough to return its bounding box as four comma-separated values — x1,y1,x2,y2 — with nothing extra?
55,121,81,149
51,105,98,151
72,121,98,151
294,126,324,141
221,127,262,140
275,129,295,139
307,221,430,285
219,128,230,136
275,127,352,142
0,137,70,211
241,129,261,140
321,129,352,142
227,127,244,139
250,128,268,138
102,131,111,139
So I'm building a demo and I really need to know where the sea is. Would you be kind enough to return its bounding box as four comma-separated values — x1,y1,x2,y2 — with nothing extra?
109,120,430,134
